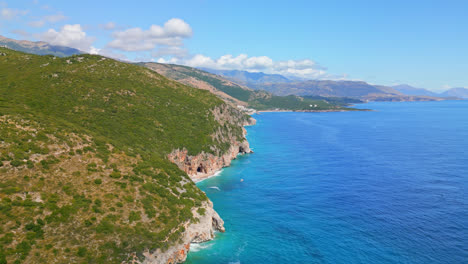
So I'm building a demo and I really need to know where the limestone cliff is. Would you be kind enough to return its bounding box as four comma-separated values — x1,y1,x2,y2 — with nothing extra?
139,201,224,264
150,105,255,263
168,105,256,182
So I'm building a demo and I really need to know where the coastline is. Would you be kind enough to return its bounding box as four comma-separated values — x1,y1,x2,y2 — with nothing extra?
257,108,371,113
155,115,255,263
192,168,224,183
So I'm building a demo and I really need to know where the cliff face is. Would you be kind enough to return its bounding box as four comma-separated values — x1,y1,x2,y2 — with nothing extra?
140,201,224,264
168,105,256,182
168,139,252,182
152,106,255,263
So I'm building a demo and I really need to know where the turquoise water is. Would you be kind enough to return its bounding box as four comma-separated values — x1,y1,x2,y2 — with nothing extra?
186,101,468,264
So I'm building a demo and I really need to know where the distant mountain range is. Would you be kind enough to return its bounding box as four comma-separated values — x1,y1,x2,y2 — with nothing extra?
0,35,82,57
198,68,294,85
391,84,439,97
143,62,357,111
2,34,464,101
438,88,468,98
392,84,468,99
202,68,451,101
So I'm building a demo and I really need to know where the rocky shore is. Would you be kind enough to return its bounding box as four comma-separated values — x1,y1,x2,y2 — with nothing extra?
150,109,256,264
168,137,253,182
168,108,256,182
139,201,225,264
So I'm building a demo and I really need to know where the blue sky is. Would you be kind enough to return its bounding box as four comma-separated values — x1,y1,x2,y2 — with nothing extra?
1,0,467,91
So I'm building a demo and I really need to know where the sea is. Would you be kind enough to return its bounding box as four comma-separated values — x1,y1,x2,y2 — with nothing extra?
186,101,468,264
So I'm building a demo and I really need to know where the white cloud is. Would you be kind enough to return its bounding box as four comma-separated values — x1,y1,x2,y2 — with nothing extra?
97,48,129,61
36,24,95,52
166,54,334,79
100,22,116,30
107,18,192,52
28,12,67,28
152,46,188,58
28,20,45,27
11,29,31,38
1,7,28,20
44,12,66,23
156,57,180,64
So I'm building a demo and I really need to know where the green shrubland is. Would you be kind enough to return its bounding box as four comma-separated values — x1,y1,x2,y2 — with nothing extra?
0,48,246,263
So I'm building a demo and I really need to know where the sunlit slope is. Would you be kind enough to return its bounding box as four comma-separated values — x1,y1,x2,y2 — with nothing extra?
0,48,246,263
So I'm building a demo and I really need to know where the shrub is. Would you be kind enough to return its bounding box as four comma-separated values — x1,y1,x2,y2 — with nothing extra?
129,211,141,223
77,247,87,257
87,163,98,172
10,159,24,167
109,171,121,179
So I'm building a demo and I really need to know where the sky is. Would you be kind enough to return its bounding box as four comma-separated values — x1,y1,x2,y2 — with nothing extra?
0,0,467,91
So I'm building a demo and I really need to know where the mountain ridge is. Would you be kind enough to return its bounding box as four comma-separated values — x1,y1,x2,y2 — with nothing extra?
143,62,358,111
201,68,453,101
0,35,83,57
440,87,468,98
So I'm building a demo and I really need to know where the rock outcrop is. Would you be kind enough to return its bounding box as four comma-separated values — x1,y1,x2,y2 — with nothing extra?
168,138,252,182
158,105,256,263
168,105,256,182
140,201,224,264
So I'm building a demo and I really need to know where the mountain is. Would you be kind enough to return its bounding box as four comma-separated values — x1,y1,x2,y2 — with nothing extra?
0,35,82,57
392,84,466,99
0,47,254,263
201,68,446,102
392,84,439,97
255,80,401,97
248,79,442,101
142,63,252,106
200,68,292,85
440,87,468,98
144,63,359,111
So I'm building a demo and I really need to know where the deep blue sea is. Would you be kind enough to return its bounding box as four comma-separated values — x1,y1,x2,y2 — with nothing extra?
186,101,468,264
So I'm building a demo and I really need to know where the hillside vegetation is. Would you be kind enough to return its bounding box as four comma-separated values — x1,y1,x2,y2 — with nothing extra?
143,63,354,111
0,48,247,263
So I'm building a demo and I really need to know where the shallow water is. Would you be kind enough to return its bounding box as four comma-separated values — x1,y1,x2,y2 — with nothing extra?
186,101,468,264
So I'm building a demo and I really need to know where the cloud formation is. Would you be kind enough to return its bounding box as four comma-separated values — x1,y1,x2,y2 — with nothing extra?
100,22,116,30
44,13,67,23
8,3,339,81
0,6,28,20
28,12,67,28
37,24,95,52
157,54,332,79
107,18,192,51
28,20,45,27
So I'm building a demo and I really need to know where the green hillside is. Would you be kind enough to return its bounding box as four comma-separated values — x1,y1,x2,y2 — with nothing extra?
0,48,247,263
143,62,355,111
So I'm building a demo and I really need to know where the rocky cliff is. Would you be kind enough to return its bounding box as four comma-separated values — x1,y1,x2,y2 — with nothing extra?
137,200,224,264
150,106,255,263
168,105,256,182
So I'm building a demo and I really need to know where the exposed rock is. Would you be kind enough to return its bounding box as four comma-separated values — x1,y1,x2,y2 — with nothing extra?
139,201,224,264
155,104,256,263
168,139,252,182
168,104,255,182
